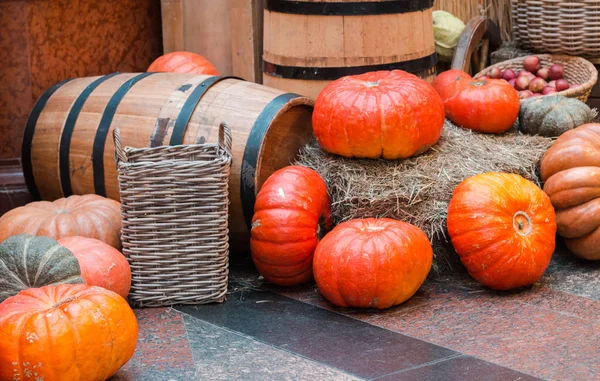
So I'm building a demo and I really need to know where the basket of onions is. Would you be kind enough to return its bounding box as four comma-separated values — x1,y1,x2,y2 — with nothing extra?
474,54,598,102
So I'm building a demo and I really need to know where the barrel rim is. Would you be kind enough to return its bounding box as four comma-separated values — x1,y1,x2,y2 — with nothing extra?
265,0,434,15
262,53,438,80
240,94,315,230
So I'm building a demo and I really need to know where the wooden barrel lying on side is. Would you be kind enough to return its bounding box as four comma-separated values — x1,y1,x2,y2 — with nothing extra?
22,73,314,252
262,0,438,99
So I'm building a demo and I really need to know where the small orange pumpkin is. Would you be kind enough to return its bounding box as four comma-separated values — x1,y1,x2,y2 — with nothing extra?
433,70,520,134
250,166,331,286
148,51,219,75
58,236,132,298
0,284,138,381
447,172,557,290
313,218,433,309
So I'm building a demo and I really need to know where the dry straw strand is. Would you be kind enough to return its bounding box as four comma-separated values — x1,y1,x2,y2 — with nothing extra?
296,121,553,274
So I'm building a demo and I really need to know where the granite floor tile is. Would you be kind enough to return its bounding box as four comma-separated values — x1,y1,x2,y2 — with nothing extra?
181,313,361,381
108,308,196,381
376,355,542,381
176,287,459,379
544,242,600,300
278,280,598,381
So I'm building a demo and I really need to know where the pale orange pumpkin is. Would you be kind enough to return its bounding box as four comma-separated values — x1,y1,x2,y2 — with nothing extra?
0,194,122,249
58,236,131,298
0,284,138,381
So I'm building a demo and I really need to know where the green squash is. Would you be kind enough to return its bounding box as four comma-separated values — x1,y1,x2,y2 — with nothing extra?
519,95,595,137
0,234,84,302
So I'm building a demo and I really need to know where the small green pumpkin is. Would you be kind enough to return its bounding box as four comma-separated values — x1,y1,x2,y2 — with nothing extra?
0,234,84,302
519,95,595,137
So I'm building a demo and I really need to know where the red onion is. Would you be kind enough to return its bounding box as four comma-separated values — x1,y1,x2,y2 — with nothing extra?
518,90,534,99
502,69,517,81
523,56,541,73
508,78,517,87
529,77,547,93
518,71,536,81
547,80,557,88
555,79,569,91
479,75,490,80
487,67,503,79
549,64,565,80
542,86,557,95
536,67,550,80
514,76,530,91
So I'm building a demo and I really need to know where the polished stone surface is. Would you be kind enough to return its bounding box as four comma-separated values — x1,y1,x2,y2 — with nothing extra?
182,314,361,381
106,244,598,380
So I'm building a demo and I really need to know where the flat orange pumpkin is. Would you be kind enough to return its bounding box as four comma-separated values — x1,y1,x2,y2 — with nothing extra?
447,172,557,290
0,194,122,249
313,218,433,309
0,284,138,381
312,70,445,160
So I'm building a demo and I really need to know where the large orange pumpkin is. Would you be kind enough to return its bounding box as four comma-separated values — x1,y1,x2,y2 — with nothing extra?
447,172,557,290
0,195,122,249
147,51,219,75
312,70,445,160
250,166,331,286
58,236,131,298
540,123,600,260
432,69,520,134
0,284,138,381
313,218,433,309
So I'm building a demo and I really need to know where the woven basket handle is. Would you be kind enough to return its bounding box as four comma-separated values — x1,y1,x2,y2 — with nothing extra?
113,128,127,167
218,122,233,156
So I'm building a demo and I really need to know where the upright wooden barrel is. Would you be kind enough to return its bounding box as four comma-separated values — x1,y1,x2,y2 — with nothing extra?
22,73,314,252
263,0,438,99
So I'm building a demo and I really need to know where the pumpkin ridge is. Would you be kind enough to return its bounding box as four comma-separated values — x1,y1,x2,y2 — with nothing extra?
0,254,28,290
86,296,118,380
32,244,62,286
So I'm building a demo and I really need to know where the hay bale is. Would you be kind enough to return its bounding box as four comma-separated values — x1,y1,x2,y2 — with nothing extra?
296,120,553,274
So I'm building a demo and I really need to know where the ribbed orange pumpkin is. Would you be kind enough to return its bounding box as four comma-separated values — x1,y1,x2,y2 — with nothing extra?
447,172,557,290
0,284,138,381
148,51,219,75
312,70,445,160
313,218,433,309
540,123,600,260
58,237,131,298
250,166,331,286
0,195,122,249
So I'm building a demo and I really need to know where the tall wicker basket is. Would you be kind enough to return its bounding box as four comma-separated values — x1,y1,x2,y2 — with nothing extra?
114,123,232,307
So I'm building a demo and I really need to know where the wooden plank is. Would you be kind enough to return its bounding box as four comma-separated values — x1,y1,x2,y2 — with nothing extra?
180,0,233,75
230,0,264,83
160,0,184,52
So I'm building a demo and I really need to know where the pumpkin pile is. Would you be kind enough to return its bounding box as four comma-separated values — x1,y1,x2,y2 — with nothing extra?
252,68,560,309
0,194,137,380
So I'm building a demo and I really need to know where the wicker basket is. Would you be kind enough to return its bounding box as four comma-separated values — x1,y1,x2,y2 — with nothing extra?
475,54,598,102
114,123,232,307
511,0,600,59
